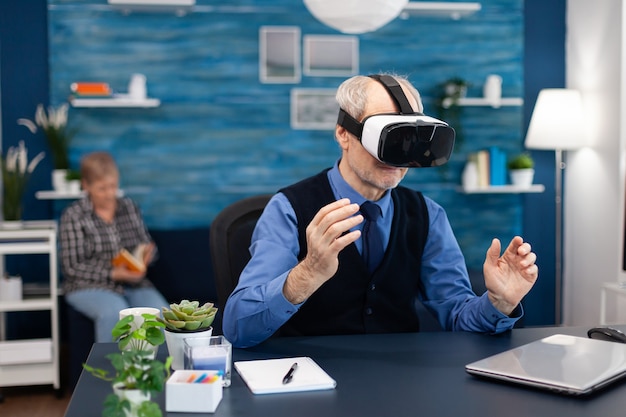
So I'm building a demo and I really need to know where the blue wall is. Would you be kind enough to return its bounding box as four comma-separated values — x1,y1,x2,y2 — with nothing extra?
1,0,565,326
48,0,523,268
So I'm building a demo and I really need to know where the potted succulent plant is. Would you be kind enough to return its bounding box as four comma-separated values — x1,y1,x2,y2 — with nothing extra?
83,313,171,417
507,152,535,187
160,300,218,370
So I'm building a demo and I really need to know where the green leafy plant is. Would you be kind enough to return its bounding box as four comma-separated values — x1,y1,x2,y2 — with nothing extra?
1,141,45,221
507,152,534,170
82,314,171,417
434,77,471,150
160,300,218,332
113,313,166,351
441,77,469,104
65,169,81,181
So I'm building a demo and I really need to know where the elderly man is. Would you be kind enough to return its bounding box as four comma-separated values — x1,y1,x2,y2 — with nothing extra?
223,73,538,348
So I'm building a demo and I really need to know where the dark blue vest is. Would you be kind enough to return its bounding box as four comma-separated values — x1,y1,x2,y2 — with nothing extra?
278,169,429,336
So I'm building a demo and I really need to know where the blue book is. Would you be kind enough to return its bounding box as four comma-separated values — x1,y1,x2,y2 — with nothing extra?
489,147,506,186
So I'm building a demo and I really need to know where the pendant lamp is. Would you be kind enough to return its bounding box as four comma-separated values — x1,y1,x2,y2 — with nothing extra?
303,0,409,34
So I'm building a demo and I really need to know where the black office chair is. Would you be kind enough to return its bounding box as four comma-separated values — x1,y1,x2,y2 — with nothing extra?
209,194,273,309
209,193,443,332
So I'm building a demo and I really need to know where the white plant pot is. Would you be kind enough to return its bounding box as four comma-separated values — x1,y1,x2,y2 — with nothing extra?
509,168,535,188
113,383,151,417
67,179,81,194
52,169,68,192
164,327,213,370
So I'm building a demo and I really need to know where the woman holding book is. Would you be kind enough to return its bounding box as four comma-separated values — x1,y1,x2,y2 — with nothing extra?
60,151,168,342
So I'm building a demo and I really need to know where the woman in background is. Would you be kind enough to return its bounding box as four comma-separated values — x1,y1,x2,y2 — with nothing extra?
60,151,168,342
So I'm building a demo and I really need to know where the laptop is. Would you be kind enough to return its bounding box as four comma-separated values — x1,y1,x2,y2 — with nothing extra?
465,334,626,395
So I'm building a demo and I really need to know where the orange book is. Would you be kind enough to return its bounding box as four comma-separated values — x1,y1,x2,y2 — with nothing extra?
70,82,112,97
112,244,150,273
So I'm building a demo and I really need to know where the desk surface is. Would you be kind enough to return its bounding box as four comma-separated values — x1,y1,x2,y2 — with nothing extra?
65,326,626,417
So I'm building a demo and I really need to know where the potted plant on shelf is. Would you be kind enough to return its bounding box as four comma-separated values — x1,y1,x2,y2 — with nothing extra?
441,77,469,106
17,103,77,192
65,169,81,194
159,300,218,370
83,313,171,417
0,141,45,224
507,152,535,187
435,77,470,149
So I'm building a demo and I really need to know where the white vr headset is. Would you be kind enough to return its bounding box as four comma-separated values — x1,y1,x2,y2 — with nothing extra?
337,75,456,168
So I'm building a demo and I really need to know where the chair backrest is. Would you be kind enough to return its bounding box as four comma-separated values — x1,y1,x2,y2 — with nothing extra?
209,194,273,309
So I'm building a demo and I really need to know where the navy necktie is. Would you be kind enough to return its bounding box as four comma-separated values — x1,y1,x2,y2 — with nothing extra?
360,201,384,273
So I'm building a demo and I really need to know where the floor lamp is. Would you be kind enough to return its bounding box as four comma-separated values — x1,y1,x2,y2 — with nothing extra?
524,88,586,325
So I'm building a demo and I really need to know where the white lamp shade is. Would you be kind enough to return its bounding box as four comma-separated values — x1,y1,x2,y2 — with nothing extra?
303,0,409,34
524,88,587,150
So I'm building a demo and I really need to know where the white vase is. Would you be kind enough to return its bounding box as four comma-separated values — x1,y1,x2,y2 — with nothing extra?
52,169,68,192
483,74,503,105
113,383,151,417
462,161,478,189
164,327,213,370
509,168,535,188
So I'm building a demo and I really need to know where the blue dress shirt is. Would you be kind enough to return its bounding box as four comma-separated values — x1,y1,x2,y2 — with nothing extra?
223,161,521,347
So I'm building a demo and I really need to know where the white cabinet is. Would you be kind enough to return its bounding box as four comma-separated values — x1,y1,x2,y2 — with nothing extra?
0,221,59,391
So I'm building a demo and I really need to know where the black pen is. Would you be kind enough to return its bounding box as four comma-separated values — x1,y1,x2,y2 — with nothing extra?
282,362,298,384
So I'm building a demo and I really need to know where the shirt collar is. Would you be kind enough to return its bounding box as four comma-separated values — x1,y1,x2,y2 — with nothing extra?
327,159,392,219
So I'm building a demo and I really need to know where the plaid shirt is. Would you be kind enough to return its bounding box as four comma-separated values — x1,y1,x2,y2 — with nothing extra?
60,196,156,295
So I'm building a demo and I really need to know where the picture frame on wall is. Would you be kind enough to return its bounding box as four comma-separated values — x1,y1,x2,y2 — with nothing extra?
303,35,359,77
290,88,338,130
259,26,301,84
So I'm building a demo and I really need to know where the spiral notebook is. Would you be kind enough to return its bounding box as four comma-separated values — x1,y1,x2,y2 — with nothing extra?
234,356,336,394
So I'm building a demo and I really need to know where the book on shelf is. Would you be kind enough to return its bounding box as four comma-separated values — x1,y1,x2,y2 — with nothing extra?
488,146,507,186
476,150,490,187
468,147,507,188
112,243,151,273
70,82,112,97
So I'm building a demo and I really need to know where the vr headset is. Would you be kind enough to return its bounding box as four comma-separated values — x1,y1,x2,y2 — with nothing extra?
337,74,455,168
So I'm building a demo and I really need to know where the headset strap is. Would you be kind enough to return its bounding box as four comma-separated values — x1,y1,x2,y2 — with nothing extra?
337,108,363,138
336,74,421,137
369,74,414,114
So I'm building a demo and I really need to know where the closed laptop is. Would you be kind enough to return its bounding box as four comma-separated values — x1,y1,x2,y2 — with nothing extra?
465,334,626,395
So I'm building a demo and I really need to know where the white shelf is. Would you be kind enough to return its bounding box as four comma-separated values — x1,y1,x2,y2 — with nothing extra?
0,224,59,390
35,190,123,200
108,0,194,5
457,184,545,194
401,2,481,19
442,97,523,109
70,96,160,108
0,298,54,312
36,190,84,200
